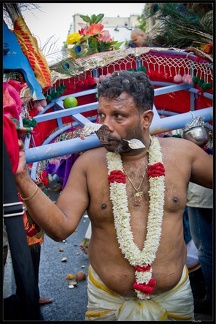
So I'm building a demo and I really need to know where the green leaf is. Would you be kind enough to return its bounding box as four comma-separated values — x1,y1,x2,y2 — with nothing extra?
94,13,104,24
91,14,97,23
96,40,123,52
81,13,104,25
114,41,124,50
89,37,99,51
79,14,91,23
98,41,110,52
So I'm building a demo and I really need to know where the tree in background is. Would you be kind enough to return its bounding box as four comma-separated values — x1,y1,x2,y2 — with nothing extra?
138,2,213,59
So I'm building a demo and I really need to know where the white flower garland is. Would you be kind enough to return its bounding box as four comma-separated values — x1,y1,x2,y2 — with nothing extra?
106,136,165,299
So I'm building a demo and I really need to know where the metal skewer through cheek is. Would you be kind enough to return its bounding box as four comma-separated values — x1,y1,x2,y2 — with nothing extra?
122,139,146,149
72,123,145,150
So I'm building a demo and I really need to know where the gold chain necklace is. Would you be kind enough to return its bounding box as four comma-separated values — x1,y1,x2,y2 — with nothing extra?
122,164,148,206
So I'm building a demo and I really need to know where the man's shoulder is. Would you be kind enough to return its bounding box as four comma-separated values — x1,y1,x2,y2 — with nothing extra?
79,147,106,160
159,136,196,153
159,136,207,159
68,147,106,175
160,135,193,145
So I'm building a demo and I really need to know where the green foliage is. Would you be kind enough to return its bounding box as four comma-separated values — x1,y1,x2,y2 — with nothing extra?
136,6,147,31
141,3,213,49
88,38,123,53
79,13,104,25
70,13,123,56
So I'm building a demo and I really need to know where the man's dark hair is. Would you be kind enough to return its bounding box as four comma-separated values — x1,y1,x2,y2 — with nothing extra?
97,71,154,113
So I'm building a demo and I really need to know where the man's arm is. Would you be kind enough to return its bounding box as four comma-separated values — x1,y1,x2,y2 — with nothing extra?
15,140,89,241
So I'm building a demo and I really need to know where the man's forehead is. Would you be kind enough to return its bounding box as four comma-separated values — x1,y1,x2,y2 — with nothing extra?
99,92,133,102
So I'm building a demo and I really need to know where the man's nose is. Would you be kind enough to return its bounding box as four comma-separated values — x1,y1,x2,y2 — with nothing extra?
95,125,112,138
101,117,114,131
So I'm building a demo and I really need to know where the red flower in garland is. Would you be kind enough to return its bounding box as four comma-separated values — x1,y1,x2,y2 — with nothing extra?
135,265,151,272
108,170,126,184
106,136,165,300
133,278,156,294
147,162,165,178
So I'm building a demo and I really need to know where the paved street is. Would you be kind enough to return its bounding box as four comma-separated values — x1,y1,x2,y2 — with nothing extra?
3,184,213,321
3,215,90,321
38,185,89,321
39,219,90,321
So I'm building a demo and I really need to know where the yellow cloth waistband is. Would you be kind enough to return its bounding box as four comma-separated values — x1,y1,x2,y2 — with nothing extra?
88,264,189,299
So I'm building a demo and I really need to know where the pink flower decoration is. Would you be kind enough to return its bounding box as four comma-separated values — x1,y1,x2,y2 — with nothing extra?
78,27,87,36
97,30,112,42
99,75,106,81
182,74,193,84
164,73,168,80
173,74,183,83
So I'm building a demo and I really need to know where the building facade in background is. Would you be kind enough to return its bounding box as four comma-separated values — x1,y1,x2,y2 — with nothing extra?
69,14,140,43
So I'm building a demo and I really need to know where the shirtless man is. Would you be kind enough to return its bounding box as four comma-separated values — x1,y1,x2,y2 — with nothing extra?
15,71,213,321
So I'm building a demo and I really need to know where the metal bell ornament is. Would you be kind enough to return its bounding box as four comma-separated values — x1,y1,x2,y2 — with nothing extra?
182,115,209,147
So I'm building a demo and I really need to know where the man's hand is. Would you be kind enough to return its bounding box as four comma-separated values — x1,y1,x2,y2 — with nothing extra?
15,140,27,175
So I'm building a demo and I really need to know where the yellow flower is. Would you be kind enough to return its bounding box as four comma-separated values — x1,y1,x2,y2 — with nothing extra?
66,32,82,45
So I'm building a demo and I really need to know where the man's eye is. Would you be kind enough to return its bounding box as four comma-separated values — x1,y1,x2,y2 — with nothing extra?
98,113,105,119
115,114,123,119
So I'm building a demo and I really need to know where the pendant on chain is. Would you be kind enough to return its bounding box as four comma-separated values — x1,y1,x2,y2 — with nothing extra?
134,192,143,205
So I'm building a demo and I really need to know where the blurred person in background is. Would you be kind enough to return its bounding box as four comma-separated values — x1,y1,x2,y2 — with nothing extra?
187,183,213,315
127,28,148,48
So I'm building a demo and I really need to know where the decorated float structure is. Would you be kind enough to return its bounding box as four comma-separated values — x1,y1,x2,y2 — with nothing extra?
3,7,213,185
3,6,213,318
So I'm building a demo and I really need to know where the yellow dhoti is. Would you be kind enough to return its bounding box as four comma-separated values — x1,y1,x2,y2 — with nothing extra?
85,265,194,321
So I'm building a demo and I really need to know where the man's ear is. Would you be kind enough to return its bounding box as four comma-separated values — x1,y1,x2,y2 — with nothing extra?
142,110,154,129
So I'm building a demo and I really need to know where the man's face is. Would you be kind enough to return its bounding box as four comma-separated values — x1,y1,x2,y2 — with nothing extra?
131,32,145,47
96,92,144,153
